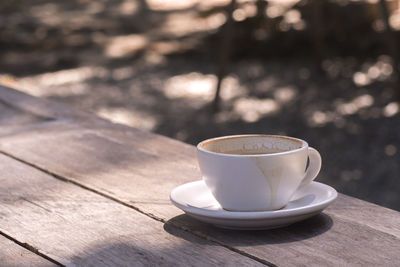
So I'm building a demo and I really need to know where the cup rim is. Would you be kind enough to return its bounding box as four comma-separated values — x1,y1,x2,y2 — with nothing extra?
197,134,308,157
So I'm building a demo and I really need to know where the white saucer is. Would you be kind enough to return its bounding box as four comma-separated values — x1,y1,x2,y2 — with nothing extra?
170,181,337,230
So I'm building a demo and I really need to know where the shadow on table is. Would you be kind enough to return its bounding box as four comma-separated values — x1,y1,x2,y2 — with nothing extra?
164,212,332,246
67,240,226,266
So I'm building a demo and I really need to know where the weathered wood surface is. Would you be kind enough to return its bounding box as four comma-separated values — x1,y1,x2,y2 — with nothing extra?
0,235,56,267
0,154,262,266
0,85,97,121
1,85,400,266
0,85,108,138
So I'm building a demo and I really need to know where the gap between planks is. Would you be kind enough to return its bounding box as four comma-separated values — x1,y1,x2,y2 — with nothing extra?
0,150,278,267
0,230,63,266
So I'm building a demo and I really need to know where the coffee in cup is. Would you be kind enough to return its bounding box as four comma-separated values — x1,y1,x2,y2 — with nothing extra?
197,135,321,211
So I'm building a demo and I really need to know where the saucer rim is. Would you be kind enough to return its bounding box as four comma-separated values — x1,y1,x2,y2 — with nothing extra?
170,181,337,220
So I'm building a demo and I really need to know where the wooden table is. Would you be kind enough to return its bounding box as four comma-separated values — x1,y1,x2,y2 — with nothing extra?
0,85,399,266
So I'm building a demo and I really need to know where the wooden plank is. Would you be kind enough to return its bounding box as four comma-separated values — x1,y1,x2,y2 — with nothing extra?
0,99,49,126
0,154,263,266
327,194,400,238
1,122,400,266
0,85,96,122
167,200,400,266
0,95,53,138
0,121,200,219
0,85,112,138
0,234,56,267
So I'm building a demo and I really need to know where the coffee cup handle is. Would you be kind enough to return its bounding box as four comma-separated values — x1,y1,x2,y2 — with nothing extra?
299,147,321,189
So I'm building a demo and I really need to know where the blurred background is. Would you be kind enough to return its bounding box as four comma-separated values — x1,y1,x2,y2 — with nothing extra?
0,0,399,211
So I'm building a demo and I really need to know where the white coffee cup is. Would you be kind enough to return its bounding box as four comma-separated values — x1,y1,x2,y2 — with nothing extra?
197,135,321,211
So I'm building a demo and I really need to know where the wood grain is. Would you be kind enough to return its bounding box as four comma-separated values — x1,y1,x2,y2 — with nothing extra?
0,154,263,266
0,99,49,126
0,85,95,121
167,202,400,266
0,85,111,139
1,86,400,266
0,234,56,267
0,96,52,138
